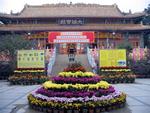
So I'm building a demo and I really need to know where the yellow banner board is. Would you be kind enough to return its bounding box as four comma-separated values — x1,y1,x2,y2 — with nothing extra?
17,50,45,69
100,49,126,67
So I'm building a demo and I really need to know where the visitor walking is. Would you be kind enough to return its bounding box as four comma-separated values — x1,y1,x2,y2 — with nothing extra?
68,47,76,62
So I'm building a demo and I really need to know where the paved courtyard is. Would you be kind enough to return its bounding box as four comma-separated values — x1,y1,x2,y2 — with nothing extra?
0,79,150,113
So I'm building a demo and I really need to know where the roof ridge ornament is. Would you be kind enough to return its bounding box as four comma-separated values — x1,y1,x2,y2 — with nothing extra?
24,3,29,8
70,2,72,5
43,3,107,8
10,10,13,15
38,3,120,8
113,3,117,8
129,9,132,14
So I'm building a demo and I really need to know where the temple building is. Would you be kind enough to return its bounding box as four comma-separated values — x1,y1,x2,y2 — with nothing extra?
0,3,150,53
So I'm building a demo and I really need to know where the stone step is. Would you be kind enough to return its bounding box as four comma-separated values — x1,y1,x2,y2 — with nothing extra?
51,54,92,75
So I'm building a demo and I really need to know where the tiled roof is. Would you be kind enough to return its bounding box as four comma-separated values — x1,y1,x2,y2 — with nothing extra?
0,3,144,18
0,24,150,32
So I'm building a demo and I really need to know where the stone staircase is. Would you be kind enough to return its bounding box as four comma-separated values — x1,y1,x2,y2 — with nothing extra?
51,54,93,75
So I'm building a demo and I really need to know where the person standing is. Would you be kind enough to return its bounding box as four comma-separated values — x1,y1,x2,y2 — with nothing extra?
68,46,76,62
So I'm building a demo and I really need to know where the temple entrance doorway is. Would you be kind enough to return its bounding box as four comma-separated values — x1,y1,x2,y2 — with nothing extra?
48,31,95,54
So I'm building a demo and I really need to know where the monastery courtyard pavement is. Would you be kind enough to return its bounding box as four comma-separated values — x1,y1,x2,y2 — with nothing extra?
0,79,150,113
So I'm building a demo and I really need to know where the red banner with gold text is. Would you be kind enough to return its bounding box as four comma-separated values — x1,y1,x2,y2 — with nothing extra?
48,32,94,43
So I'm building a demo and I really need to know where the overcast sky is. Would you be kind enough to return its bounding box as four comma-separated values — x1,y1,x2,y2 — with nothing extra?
0,0,150,14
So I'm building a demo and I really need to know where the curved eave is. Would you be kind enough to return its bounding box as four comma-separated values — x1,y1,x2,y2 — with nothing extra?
0,14,145,19
0,24,150,33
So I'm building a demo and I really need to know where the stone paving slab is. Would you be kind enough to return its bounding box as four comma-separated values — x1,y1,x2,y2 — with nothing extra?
0,79,150,113
126,97,145,106
0,81,40,113
134,97,150,106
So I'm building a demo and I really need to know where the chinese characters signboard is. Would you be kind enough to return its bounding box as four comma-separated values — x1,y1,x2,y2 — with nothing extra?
28,32,48,39
98,32,122,39
58,18,84,25
48,32,95,43
17,50,45,69
99,49,126,67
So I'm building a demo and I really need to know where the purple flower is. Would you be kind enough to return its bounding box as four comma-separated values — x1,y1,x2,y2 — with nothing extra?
31,90,122,103
51,76,101,84
36,86,115,98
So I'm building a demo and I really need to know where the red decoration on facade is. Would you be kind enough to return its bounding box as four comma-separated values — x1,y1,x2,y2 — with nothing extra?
48,32,94,43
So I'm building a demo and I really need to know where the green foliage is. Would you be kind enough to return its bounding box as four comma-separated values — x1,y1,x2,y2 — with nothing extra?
0,34,33,58
145,4,150,14
117,42,132,52
0,34,33,70
129,49,150,77
0,62,13,79
9,74,49,85
143,16,150,25
130,60,150,77
143,4,150,25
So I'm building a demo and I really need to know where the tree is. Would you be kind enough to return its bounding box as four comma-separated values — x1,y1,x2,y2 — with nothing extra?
143,4,150,25
117,42,133,53
117,42,133,66
142,4,150,48
0,34,34,69
129,49,150,78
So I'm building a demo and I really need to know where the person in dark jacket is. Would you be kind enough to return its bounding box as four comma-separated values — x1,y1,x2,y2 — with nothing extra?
68,47,76,62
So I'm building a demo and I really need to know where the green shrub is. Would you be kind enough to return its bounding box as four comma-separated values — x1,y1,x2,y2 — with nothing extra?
129,49,150,78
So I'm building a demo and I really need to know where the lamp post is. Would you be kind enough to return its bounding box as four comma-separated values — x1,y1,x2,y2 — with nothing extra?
106,33,109,49
28,32,35,49
112,32,116,48
27,32,31,39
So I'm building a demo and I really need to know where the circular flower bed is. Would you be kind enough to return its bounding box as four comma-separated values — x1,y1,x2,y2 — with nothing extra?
9,69,49,85
9,74,49,85
99,67,136,83
28,71,126,112
63,62,86,72
101,74,136,84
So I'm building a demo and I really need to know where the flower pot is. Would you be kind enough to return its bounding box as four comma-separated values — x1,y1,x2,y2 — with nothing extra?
42,108,47,112
106,106,112,111
82,108,88,113
67,109,72,113
73,109,79,113
40,107,44,112
47,109,52,113
53,109,59,113
119,103,125,108
95,108,100,113
111,105,116,110
114,81,117,84
59,109,64,113
89,108,94,113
